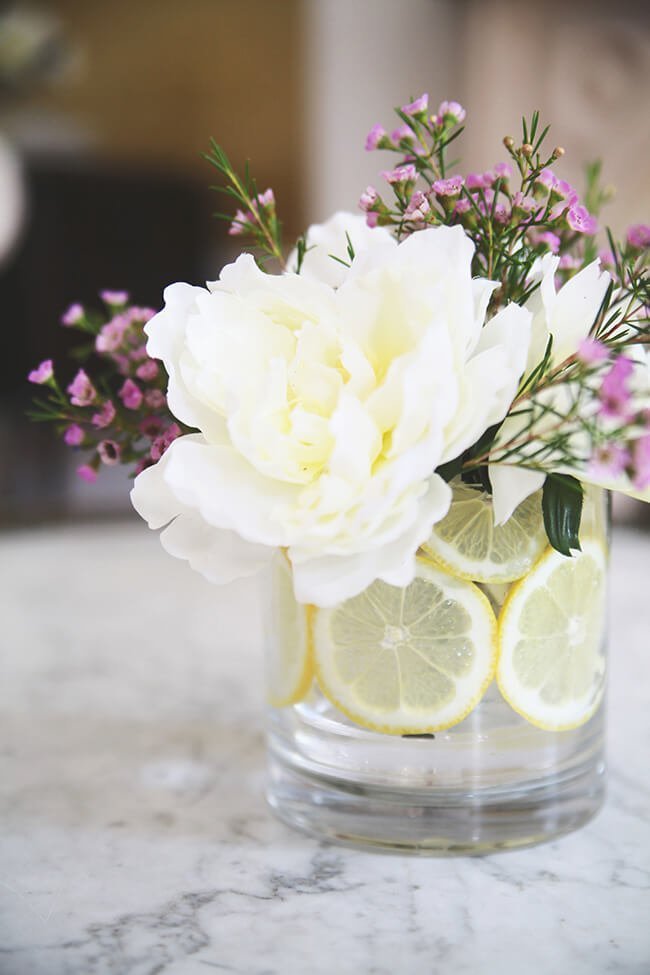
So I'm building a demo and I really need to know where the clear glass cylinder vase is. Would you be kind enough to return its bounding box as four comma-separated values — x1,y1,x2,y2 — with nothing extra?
263,486,609,855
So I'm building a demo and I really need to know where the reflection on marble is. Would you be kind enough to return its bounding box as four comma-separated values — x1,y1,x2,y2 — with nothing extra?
0,522,649,974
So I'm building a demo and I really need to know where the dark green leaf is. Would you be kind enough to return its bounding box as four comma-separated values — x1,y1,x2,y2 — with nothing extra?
542,474,583,557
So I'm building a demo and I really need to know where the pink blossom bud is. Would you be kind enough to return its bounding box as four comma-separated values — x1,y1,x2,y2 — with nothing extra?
150,423,182,462
257,188,275,208
529,230,561,253
76,464,98,484
144,389,166,409
626,224,650,250
632,434,650,489
391,124,412,144
63,424,84,446
228,209,250,236
365,124,387,151
404,190,430,221
359,186,379,212
96,315,129,353
98,440,121,466
598,355,635,420
589,443,631,481
139,416,164,438
558,254,581,270
100,290,129,305
577,337,609,364
28,359,54,385
402,93,428,117
61,303,84,327
128,306,156,324
365,211,379,228
598,248,615,268
382,164,417,185
67,369,97,406
492,162,512,180
453,197,472,217
536,169,558,191
92,400,116,429
465,172,488,190
432,175,464,197
437,100,465,123
136,359,159,381
118,378,143,410
566,205,598,235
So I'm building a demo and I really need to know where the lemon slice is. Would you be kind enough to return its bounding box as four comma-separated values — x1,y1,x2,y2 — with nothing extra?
497,539,607,731
266,552,313,707
421,480,547,583
311,558,497,734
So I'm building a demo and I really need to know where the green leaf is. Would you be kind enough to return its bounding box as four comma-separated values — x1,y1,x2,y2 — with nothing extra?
542,474,583,557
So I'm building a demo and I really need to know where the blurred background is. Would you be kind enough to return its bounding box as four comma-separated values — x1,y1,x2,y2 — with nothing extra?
0,0,649,527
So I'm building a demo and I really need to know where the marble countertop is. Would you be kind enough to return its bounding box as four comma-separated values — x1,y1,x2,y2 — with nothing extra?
1,521,649,975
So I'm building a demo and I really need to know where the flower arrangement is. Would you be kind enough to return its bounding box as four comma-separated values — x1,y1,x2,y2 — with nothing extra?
30,95,649,609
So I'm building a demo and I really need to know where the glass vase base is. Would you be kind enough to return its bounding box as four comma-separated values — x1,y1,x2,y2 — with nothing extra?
267,752,606,856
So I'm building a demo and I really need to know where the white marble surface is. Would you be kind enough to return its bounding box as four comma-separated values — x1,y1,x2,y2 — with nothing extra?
0,520,649,975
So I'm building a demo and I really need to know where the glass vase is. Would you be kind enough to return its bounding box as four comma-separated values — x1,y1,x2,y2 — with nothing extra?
263,486,609,855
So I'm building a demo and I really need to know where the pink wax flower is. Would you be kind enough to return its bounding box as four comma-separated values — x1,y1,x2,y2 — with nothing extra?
76,464,97,484
257,188,275,208
453,197,472,217
96,315,129,353
359,186,378,212
492,162,512,180
365,123,387,151
598,248,616,268
402,93,428,117
391,124,412,144
129,344,149,362
404,190,430,221
67,369,97,406
558,254,581,270
382,164,417,185
144,389,166,409
139,416,164,438
598,355,635,420
536,169,558,191
437,100,465,124
150,423,182,462
100,290,129,305
119,378,143,410
61,303,84,327
566,205,598,235
632,434,650,489
63,424,84,446
92,399,116,429
432,175,464,197
228,208,250,236
465,172,488,190
589,443,631,481
28,359,53,385
512,192,541,217
529,230,561,253
365,211,379,228
128,306,156,324
627,224,650,250
98,439,121,466
136,359,159,381
577,337,609,365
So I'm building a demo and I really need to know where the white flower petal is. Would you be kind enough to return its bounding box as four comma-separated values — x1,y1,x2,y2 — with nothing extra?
489,464,545,526
290,474,452,606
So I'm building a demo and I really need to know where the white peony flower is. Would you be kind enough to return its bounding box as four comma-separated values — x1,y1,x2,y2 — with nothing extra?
490,256,611,524
131,223,531,606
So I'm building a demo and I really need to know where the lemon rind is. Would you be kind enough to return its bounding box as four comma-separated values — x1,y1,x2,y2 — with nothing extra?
496,538,607,732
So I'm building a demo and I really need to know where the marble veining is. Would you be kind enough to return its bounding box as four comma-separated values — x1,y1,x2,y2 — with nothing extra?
0,522,649,974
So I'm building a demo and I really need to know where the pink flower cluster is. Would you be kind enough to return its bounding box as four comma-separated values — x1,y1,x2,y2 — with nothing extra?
229,189,275,237
27,291,184,484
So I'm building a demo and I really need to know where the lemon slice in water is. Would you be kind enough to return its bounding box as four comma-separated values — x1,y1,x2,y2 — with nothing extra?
311,558,497,734
421,480,547,584
497,539,607,730
266,553,313,707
